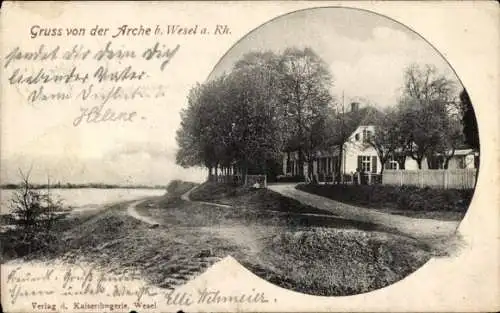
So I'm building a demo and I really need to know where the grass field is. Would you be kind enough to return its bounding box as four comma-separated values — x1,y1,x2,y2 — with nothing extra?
155,182,432,295
1,180,434,296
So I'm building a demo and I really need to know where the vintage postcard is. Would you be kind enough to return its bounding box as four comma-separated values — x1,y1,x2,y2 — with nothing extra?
1,1,499,312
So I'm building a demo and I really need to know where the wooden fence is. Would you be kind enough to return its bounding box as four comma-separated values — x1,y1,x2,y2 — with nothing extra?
208,174,267,188
382,169,477,189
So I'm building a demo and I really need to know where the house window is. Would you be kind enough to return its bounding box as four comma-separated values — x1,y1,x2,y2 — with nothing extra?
457,156,466,169
358,155,378,173
355,133,360,141
361,156,371,172
362,129,372,142
385,156,399,170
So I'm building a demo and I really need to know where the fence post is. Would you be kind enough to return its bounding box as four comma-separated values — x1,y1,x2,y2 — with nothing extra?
419,170,424,188
443,170,448,189
399,170,403,187
368,173,372,185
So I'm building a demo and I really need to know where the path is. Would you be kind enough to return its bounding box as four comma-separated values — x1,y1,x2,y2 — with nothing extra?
126,187,270,258
126,199,160,226
268,184,460,241
181,186,232,208
181,185,340,219
124,186,232,226
181,186,277,254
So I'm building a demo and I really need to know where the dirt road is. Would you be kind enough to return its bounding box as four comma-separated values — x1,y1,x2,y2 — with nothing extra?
268,184,460,241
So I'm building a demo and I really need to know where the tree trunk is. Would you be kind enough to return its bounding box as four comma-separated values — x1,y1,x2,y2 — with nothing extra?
426,158,432,169
444,148,456,170
395,154,406,170
338,144,344,183
208,166,213,181
443,158,450,170
298,148,304,178
308,157,314,183
286,151,291,174
416,158,423,169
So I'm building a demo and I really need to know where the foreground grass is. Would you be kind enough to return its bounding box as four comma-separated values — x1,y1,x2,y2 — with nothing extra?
297,183,473,221
249,228,429,296
1,204,238,289
1,181,434,296
189,182,337,216
159,181,433,296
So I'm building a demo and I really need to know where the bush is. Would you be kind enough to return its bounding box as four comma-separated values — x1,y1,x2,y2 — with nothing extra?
296,184,473,213
251,228,430,296
189,182,249,201
1,169,70,260
9,170,67,232
166,180,197,196
276,175,305,183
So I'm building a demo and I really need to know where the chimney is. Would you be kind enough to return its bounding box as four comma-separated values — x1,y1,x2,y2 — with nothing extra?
351,102,359,112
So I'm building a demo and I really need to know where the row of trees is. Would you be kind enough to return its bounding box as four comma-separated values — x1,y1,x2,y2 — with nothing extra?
176,48,334,178
366,64,479,173
176,47,479,178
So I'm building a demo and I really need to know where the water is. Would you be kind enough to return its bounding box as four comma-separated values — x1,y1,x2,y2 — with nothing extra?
0,188,167,215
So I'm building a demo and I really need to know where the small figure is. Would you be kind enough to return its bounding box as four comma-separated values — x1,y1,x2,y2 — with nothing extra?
360,167,366,185
354,168,360,185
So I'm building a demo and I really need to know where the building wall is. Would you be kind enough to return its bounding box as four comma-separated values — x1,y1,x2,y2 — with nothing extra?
404,158,428,170
343,125,382,174
343,143,381,174
282,151,308,176
281,126,480,178
404,153,477,170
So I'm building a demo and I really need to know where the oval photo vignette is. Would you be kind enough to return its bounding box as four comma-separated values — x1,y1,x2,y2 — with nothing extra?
175,7,481,296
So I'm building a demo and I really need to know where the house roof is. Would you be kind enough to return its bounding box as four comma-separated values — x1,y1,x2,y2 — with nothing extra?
355,106,385,125
453,149,479,156
335,105,384,141
312,105,383,156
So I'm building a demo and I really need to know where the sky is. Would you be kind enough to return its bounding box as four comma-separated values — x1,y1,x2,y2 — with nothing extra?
1,7,461,185
210,7,460,108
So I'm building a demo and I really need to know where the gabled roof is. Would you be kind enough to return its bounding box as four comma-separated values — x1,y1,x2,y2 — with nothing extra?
337,105,384,139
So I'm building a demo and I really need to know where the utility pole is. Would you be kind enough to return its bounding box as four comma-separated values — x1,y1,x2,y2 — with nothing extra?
340,91,346,183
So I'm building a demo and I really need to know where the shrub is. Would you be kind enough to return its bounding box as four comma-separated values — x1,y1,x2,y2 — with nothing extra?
276,175,305,183
3,169,68,258
9,170,66,230
296,183,473,214
166,180,197,195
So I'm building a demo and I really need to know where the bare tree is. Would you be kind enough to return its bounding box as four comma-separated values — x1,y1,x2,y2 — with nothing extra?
366,108,406,174
9,168,65,242
398,63,459,169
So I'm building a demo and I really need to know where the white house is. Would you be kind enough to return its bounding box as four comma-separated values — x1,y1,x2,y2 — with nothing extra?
282,124,382,179
342,124,383,175
281,102,479,180
282,103,385,179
